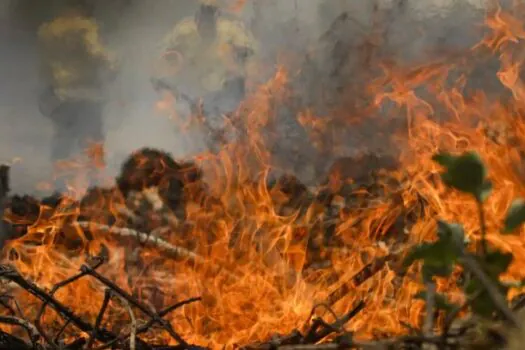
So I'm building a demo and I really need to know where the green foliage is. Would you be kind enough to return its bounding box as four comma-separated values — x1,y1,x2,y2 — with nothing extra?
482,250,514,278
432,152,492,201
405,151,525,327
465,251,513,318
404,221,465,282
503,198,525,233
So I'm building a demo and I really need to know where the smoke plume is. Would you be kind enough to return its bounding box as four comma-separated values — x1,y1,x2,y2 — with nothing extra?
0,0,503,193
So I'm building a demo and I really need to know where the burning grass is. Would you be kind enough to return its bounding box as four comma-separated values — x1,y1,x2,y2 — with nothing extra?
3,2,525,349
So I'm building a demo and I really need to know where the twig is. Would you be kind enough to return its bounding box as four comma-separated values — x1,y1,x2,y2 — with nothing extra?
265,334,460,350
304,300,366,344
441,289,483,346
0,294,19,316
423,281,436,350
150,226,171,239
77,222,202,264
0,265,118,343
303,303,338,330
459,254,518,326
511,293,525,312
87,288,112,349
244,329,304,350
0,315,42,349
158,297,202,318
115,204,143,225
92,297,201,350
317,300,365,342
326,254,394,306
35,256,104,347
114,294,137,350
77,221,241,282
53,318,71,345
80,264,188,346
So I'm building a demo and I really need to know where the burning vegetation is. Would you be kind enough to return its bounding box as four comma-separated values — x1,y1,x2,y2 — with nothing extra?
5,0,525,349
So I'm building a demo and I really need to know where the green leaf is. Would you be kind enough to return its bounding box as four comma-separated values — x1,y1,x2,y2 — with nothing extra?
404,243,454,281
436,220,466,251
432,153,456,167
466,277,509,318
414,291,458,312
403,221,465,282
483,250,513,277
422,262,454,282
403,243,434,268
432,152,490,201
466,280,497,318
503,198,525,233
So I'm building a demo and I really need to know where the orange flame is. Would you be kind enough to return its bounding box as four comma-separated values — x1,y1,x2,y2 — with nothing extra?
4,3,525,349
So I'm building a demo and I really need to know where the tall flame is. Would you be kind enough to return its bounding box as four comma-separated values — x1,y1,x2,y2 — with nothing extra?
3,3,525,349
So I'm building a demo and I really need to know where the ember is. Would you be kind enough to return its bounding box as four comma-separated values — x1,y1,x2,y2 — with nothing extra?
5,0,525,349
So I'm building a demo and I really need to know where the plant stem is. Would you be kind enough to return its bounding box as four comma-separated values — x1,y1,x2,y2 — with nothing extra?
476,198,488,256
423,281,436,350
459,254,518,327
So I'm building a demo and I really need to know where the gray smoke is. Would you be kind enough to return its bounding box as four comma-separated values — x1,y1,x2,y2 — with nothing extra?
236,0,494,182
0,0,504,194
0,0,199,195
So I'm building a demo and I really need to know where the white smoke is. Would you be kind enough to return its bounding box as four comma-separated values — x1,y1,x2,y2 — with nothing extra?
0,0,504,194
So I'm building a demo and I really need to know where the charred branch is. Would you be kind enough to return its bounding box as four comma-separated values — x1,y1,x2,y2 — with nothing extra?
80,264,188,346
0,258,203,349
0,264,119,344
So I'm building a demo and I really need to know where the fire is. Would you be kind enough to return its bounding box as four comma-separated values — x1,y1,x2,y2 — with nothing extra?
228,0,247,14
4,3,525,349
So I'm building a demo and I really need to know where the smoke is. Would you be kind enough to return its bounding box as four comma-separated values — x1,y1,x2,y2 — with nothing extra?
233,0,494,182
0,0,199,195
98,0,200,177
0,2,50,194
0,0,508,194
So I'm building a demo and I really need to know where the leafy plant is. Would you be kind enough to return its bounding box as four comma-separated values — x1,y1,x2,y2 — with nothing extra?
405,151,523,332
432,151,492,254
403,221,465,283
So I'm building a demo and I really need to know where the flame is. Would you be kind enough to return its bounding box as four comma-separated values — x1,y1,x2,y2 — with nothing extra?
228,0,246,14
5,3,525,349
